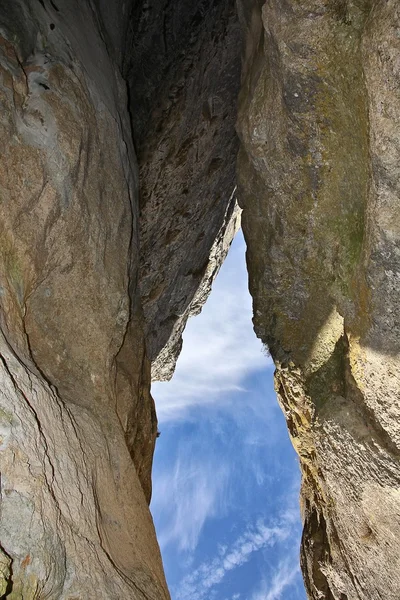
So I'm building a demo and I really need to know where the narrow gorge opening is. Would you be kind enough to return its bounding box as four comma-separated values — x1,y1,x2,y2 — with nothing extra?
151,231,306,600
125,1,307,596
1,0,398,598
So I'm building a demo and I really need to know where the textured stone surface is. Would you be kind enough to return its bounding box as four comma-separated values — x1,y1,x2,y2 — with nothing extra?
236,1,400,598
1,0,400,598
0,1,168,597
0,0,243,596
125,0,242,374
151,197,241,381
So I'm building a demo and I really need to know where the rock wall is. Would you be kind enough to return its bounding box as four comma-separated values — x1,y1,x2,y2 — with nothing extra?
0,0,241,597
236,1,400,598
0,0,171,597
125,0,242,379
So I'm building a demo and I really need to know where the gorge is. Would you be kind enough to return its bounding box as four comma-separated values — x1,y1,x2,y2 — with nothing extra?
0,1,399,599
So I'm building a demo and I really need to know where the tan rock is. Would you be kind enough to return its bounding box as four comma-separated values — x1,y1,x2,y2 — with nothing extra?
237,1,400,598
0,1,168,597
2,0,400,598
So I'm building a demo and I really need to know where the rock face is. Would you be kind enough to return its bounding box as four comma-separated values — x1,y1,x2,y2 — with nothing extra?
0,0,170,597
0,0,240,597
149,198,242,381
125,0,242,379
1,0,400,599
236,1,400,598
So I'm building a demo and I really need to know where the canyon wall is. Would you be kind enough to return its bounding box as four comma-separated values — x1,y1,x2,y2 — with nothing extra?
236,1,400,598
0,0,239,597
0,0,399,599
125,0,242,380
0,0,168,597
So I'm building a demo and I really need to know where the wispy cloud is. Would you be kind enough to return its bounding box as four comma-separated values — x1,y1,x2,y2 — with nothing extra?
251,558,301,600
173,499,300,600
151,230,304,600
152,413,300,560
152,451,231,553
153,232,270,422
266,561,301,600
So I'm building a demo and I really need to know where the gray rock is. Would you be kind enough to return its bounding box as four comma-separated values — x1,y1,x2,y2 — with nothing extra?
126,0,242,373
152,196,241,381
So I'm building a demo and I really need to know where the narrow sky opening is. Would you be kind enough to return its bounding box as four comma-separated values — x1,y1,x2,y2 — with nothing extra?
151,230,306,600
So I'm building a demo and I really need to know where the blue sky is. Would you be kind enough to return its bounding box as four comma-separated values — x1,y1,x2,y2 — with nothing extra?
151,230,306,600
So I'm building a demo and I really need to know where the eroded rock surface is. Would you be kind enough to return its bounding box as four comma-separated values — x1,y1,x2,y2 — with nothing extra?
0,0,167,597
0,0,241,596
236,1,400,598
151,197,241,381
1,0,400,598
126,0,242,378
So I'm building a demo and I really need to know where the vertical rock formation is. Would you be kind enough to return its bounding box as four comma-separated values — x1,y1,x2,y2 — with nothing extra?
236,1,400,598
1,0,400,598
0,1,170,597
125,0,242,380
0,0,241,597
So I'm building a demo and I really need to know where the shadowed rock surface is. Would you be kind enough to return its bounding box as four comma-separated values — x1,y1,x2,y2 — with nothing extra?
0,0,399,599
125,0,242,379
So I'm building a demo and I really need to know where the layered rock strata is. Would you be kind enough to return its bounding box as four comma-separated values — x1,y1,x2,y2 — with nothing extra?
236,1,400,598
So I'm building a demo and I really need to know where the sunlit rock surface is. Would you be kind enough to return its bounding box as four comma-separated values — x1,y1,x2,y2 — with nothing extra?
0,1,169,597
236,1,400,598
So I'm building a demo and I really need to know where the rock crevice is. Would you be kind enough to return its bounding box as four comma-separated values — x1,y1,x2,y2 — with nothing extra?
0,0,399,599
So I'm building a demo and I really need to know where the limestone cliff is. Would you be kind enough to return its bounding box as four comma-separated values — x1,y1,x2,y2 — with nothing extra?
236,1,400,598
0,0,399,599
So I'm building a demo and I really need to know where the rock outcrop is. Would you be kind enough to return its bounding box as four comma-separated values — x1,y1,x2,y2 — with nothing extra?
0,0,399,599
0,0,169,597
0,0,241,597
236,1,400,598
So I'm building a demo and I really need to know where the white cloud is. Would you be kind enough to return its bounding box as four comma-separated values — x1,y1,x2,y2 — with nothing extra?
153,231,270,422
151,230,304,600
265,561,301,600
152,451,231,553
173,500,300,600
251,558,301,600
